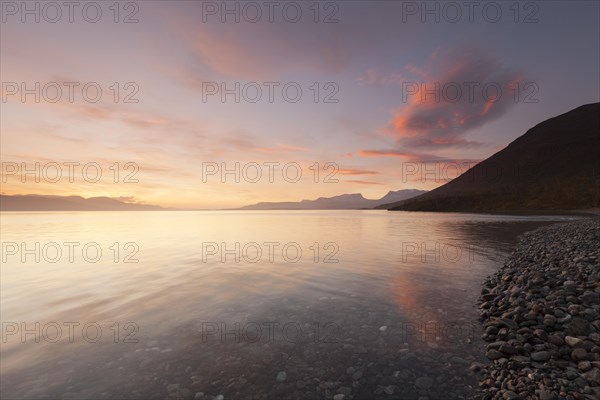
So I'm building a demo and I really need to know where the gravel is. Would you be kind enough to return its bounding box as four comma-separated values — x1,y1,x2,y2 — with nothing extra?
478,218,599,400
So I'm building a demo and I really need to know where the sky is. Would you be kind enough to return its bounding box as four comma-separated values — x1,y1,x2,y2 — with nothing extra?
1,0,599,209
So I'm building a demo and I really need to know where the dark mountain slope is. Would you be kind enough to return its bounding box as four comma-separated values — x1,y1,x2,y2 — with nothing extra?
385,103,600,211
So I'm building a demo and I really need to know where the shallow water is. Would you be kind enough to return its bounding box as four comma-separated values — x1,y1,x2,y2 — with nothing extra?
0,211,578,399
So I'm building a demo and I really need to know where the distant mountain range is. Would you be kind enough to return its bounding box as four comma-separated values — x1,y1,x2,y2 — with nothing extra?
381,103,600,212
0,195,163,211
238,189,427,210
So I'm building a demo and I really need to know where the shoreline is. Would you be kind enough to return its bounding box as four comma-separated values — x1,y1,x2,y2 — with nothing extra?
388,209,600,217
476,218,599,399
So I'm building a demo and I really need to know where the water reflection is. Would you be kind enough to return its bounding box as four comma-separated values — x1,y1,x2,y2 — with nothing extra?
1,211,578,399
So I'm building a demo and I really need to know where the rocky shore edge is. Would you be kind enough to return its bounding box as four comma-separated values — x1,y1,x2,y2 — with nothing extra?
477,218,599,400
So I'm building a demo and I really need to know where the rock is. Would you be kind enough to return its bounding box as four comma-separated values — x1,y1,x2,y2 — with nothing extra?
572,348,588,361
511,355,530,363
557,314,572,324
533,329,548,340
166,384,180,393
477,220,600,400
543,314,557,327
415,376,434,390
583,368,600,384
539,390,556,400
499,343,518,355
352,371,363,381
276,371,287,382
379,325,388,332
581,291,599,305
565,336,584,348
498,318,519,331
548,335,564,346
502,390,519,399
566,318,590,336
531,351,551,362
333,395,345,400
470,362,483,372
486,349,503,360
578,361,592,372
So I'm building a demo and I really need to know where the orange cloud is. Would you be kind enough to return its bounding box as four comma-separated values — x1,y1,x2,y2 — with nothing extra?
388,46,526,149
346,180,383,185
358,149,428,159
338,169,380,176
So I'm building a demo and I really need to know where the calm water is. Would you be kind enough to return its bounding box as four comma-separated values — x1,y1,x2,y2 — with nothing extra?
0,211,578,399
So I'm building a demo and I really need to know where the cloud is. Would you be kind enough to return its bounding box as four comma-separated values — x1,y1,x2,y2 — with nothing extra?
357,68,407,87
174,14,349,81
338,168,380,176
346,180,383,185
253,144,308,153
388,46,525,149
358,149,443,162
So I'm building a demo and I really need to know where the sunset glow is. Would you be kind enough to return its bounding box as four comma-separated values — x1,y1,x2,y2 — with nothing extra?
1,1,598,209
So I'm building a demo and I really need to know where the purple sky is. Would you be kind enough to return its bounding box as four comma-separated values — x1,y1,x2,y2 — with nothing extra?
1,1,599,208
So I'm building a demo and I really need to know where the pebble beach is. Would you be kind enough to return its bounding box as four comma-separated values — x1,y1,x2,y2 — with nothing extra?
478,218,600,400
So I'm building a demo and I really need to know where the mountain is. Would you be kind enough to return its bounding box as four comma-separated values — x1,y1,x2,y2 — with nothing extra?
383,103,600,212
238,189,427,210
0,195,163,211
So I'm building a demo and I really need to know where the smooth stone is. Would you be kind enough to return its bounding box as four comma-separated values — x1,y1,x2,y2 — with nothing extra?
533,329,548,339
572,348,588,361
565,336,584,348
337,387,352,396
486,349,503,360
276,371,287,382
352,371,363,381
470,363,483,372
498,318,519,330
583,368,600,384
511,355,531,363
539,390,556,400
415,376,434,390
499,343,518,355
531,351,551,362
578,361,592,372
548,335,565,346
566,318,590,336
502,390,519,399
543,314,557,327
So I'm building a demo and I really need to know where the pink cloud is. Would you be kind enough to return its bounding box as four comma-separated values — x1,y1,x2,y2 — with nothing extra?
346,180,384,185
174,17,349,80
338,169,380,176
389,46,526,149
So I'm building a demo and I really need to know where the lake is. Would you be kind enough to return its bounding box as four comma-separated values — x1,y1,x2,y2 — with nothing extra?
0,211,578,399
